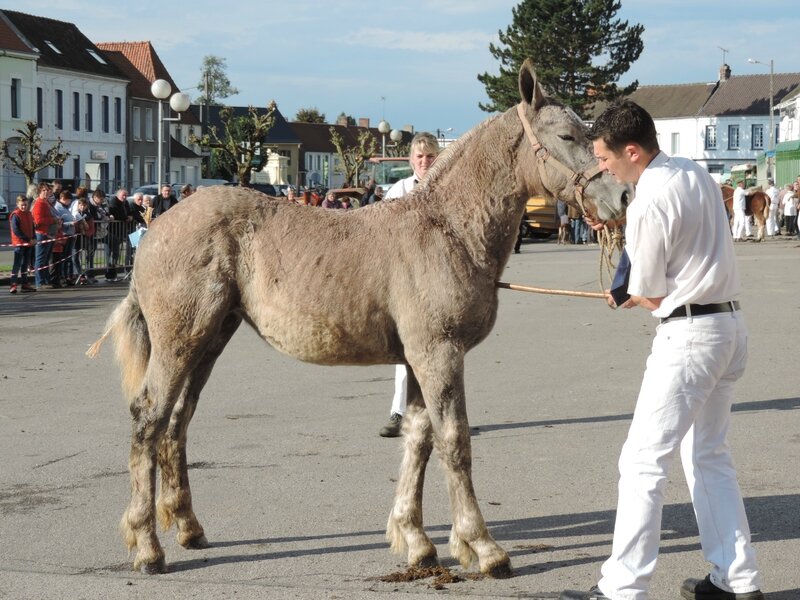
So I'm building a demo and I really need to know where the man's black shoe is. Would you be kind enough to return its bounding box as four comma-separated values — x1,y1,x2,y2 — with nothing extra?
560,585,610,599
680,575,763,600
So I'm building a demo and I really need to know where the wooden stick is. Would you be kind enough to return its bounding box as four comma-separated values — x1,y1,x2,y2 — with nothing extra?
495,280,607,299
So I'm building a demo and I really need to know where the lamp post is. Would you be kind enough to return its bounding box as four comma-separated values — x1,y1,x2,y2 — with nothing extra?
151,79,190,185
747,57,774,178
378,120,391,157
390,128,403,150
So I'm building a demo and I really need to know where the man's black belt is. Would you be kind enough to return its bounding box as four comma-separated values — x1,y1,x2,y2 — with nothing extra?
661,301,740,323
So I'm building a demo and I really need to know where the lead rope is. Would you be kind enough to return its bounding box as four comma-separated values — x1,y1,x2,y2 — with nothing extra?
596,223,625,295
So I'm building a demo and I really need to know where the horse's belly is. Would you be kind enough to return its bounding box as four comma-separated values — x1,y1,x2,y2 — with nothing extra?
251,313,399,366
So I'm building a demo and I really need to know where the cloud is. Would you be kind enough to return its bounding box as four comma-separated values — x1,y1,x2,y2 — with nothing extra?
347,28,493,53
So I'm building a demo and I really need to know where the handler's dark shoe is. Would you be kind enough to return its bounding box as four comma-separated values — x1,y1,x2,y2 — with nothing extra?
379,412,403,438
680,575,763,600
559,585,610,599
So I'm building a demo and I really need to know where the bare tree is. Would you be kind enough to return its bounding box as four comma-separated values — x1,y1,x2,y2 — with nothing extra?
329,128,377,187
0,121,70,187
190,103,277,186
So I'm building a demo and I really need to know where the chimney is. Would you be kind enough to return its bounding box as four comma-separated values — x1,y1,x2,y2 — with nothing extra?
358,117,370,128
719,63,731,81
336,115,348,126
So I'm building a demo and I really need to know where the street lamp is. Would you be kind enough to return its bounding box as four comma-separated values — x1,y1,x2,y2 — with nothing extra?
151,79,190,185
390,128,403,145
378,120,391,157
747,57,774,178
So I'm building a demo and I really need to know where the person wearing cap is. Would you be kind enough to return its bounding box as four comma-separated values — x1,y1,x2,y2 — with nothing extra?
764,178,780,236
560,100,762,600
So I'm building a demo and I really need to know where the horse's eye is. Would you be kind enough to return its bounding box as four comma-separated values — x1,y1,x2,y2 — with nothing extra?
559,134,575,142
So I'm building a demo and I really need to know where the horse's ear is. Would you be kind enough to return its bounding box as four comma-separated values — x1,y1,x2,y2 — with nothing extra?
519,58,545,111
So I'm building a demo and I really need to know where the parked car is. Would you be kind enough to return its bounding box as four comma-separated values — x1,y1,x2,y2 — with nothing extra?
522,195,558,239
247,183,277,196
0,194,8,220
132,184,160,197
133,183,187,198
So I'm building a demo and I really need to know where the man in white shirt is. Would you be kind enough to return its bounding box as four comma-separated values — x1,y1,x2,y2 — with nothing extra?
764,179,780,236
378,132,440,437
561,100,762,600
731,180,748,241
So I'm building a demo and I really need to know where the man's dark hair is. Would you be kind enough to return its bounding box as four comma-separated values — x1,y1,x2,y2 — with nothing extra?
588,100,659,155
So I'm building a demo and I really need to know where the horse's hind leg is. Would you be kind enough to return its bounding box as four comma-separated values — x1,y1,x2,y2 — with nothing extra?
386,370,438,568
121,358,192,574
156,312,242,550
412,345,511,577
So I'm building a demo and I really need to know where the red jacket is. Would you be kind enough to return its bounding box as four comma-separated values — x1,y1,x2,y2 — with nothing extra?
32,198,57,235
10,207,35,246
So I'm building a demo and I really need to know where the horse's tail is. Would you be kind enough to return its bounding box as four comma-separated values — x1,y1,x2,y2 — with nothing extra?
86,287,150,402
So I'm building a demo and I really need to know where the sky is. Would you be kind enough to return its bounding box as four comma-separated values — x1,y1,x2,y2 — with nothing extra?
7,0,800,137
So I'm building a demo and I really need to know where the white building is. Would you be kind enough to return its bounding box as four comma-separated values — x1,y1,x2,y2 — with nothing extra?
0,9,129,195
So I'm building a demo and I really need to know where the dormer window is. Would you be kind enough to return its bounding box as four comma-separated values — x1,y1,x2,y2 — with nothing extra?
87,49,107,64
44,40,62,54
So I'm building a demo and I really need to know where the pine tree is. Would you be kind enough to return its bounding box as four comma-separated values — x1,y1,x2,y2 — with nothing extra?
477,0,644,117
295,107,327,123
196,55,239,106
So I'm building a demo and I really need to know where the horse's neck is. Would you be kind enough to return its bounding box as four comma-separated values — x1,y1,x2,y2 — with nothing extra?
420,113,530,274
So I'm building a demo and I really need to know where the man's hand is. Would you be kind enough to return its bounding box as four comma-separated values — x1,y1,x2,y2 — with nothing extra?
586,216,626,231
605,290,636,310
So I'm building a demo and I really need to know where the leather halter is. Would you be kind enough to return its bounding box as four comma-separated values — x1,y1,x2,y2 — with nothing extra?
516,103,602,217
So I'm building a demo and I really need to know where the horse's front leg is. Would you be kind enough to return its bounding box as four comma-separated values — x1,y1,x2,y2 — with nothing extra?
386,370,439,567
413,345,511,578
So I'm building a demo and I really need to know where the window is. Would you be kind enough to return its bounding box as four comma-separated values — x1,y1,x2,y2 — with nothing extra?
132,107,141,140
751,124,764,150
114,97,122,134
55,90,63,130
44,40,62,54
86,48,107,64
73,156,80,180
102,95,109,133
175,126,182,145
670,132,679,155
85,93,93,132
54,164,63,178
727,125,739,150
704,125,717,150
145,107,154,141
11,78,21,118
99,163,110,190
37,87,43,127
114,155,122,185
73,91,80,131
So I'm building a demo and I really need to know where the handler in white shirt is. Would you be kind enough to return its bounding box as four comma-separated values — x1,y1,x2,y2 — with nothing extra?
731,180,748,240
765,179,780,236
561,100,762,600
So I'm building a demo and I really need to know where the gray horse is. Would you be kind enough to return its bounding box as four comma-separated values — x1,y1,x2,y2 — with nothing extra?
89,59,628,576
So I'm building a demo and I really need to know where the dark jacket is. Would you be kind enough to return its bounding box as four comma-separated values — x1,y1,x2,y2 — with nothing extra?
151,193,178,218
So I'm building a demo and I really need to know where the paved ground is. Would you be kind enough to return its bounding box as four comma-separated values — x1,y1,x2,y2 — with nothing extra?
1,236,799,599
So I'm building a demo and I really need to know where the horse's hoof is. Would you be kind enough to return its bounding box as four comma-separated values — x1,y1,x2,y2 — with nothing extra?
138,557,167,575
485,560,513,579
183,534,211,550
414,554,440,569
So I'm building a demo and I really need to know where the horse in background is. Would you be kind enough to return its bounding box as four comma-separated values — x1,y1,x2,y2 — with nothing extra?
88,59,628,577
720,184,769,241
